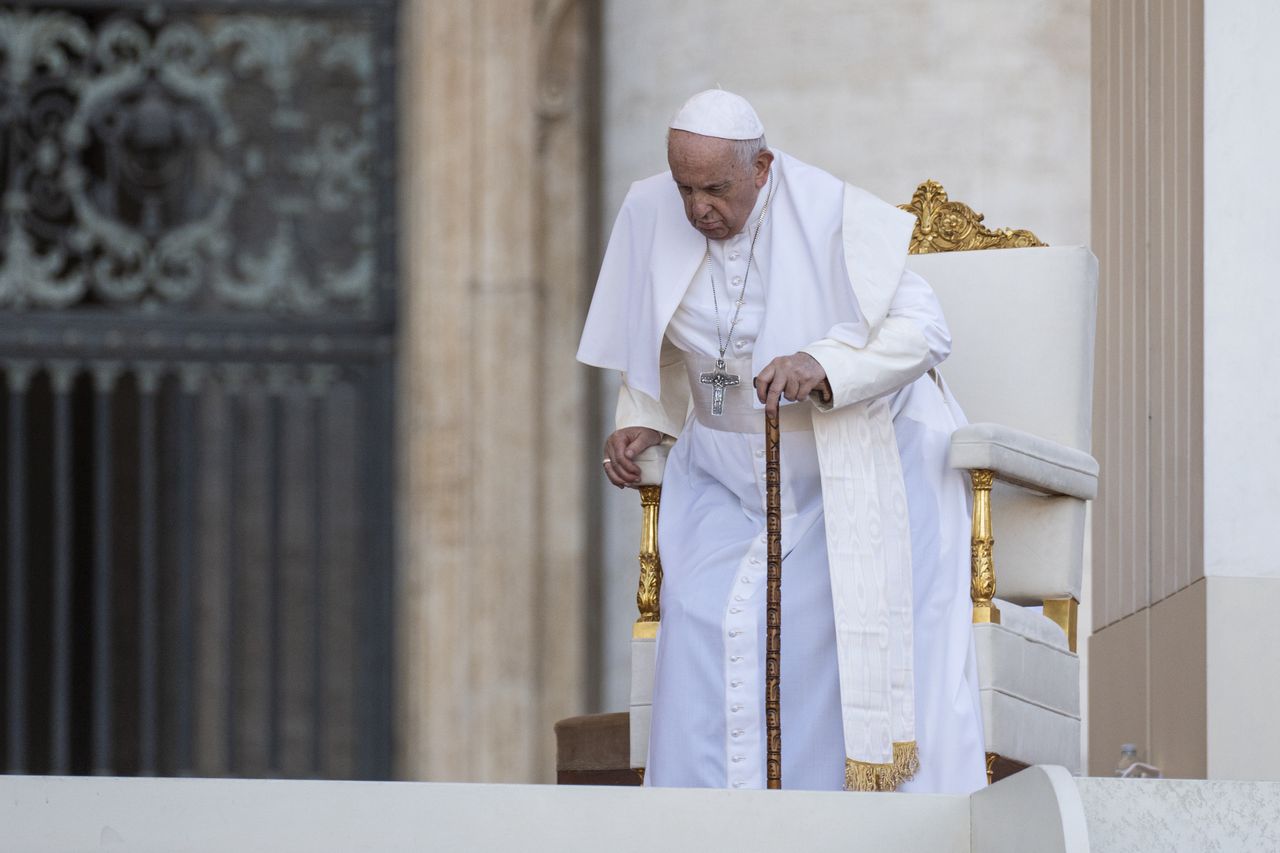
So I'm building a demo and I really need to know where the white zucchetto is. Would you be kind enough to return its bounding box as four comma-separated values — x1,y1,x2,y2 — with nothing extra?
669,89,765,140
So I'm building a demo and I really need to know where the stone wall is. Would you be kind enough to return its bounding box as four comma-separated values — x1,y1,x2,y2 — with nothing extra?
396,0,598,782
595,0,1092,714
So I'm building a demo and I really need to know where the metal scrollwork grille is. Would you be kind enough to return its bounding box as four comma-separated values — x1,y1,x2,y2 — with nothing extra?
0,2,388,315
0,0,396,781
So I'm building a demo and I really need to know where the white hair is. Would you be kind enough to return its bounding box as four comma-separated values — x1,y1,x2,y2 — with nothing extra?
666,129,769,169
730,135,768,167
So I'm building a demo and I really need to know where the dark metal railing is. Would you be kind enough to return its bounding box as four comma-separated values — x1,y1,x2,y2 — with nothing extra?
0,353,394,778
0,0,397,780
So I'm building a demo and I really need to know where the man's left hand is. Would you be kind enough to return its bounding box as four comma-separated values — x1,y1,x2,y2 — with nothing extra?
754,352,832,418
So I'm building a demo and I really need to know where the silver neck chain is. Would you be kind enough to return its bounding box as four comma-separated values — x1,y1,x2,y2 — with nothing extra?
705,167,775,361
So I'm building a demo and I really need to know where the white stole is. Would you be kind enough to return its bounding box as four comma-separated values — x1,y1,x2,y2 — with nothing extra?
812,399,918,789
809,181,920,790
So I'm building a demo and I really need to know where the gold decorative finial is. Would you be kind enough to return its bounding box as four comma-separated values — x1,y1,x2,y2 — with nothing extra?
899,180,1046,255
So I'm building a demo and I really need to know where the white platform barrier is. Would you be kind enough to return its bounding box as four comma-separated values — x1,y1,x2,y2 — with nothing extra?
1,773,970,853
11,766,1276,852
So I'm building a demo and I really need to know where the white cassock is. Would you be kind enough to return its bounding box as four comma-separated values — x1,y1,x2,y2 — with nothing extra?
578,151,986,794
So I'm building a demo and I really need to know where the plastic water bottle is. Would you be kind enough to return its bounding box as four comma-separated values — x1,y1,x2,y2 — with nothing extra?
1114,743,1138,776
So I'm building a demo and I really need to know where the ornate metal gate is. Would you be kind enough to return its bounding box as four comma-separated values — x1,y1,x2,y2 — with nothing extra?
0,0,397,779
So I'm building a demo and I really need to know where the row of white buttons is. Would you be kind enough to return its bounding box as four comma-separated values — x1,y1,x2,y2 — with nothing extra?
721,220,757,783
725,527,769,790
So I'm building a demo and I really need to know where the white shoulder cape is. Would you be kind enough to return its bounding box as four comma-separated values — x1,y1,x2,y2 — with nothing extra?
576,150,916,400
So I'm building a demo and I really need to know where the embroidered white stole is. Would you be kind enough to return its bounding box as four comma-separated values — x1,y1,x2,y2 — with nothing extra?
812,397,918,791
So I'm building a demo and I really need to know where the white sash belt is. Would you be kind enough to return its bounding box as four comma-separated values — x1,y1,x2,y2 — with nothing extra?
681,355,812,434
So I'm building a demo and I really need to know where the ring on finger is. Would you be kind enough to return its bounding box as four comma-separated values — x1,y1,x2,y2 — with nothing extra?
602,458,612,465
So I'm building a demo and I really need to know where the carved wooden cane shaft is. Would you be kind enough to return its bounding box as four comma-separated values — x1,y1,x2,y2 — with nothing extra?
765,411,782,790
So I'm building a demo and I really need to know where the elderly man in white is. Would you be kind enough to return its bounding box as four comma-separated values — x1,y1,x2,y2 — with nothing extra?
578,90,984,793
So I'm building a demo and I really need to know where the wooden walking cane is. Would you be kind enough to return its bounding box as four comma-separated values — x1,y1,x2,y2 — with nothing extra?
765,409,783,789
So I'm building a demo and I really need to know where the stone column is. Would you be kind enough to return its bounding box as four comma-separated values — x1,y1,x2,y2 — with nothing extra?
1089,0,1206,778
1090,0,1280,780
396,0,596,783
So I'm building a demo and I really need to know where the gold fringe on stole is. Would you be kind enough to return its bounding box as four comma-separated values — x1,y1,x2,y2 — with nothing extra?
844,742,920,792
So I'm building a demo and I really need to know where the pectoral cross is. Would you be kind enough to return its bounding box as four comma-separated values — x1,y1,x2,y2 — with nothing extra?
699,358,740,416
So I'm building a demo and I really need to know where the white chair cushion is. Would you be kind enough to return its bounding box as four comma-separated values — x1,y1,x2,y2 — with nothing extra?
951,423,1098,500
989,481,1085,603
990,600,1070,651
629,635,657,769
629,702,652,770
630,635,656,706
975,607,1081,774
975,619,1078,717
980,690,1081,774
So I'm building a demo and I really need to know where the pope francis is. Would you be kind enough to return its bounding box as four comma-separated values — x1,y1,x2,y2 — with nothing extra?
577,90,986,794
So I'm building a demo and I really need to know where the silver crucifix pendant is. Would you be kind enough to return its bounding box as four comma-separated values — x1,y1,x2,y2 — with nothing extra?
699,358,740,416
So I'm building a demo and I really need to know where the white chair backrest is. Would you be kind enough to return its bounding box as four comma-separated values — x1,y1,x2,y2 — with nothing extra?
906,246,1098,452
907,245,1098,606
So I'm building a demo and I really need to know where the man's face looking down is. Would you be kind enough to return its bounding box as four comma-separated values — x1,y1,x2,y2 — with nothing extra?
668,129,773,241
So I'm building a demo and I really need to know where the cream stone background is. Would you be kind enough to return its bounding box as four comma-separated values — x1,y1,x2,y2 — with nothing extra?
599,0,1091,243
394,0,1280,786
594,0,1093,739
1202,0,1280,581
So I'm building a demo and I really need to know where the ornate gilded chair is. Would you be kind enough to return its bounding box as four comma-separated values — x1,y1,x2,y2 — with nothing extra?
556,182,1097,786
902,182,1097,781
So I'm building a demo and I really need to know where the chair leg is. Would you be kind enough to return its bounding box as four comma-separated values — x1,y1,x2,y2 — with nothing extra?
970,469,1000,624
1042,597,1079,653
985,752,1029,785
634,485,662,640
